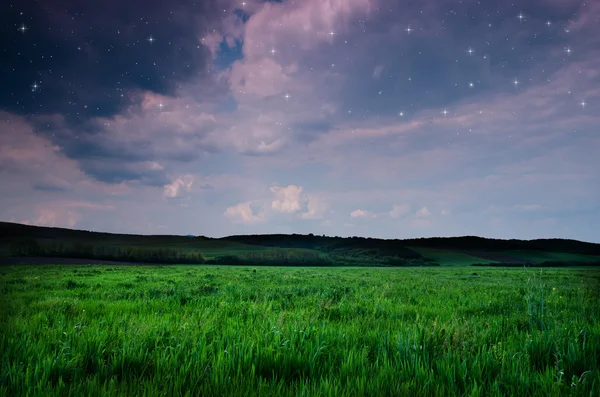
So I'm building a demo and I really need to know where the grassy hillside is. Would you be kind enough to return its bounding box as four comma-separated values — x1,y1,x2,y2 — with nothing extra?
404,236,600,255
408,247,600,266
407,247,498,266
0,222,262,259
1,222,599,266
0,223,433,267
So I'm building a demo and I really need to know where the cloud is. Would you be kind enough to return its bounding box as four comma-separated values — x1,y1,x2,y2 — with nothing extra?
350,209,376,218
163,175,195,198
0,0,232,122
267,185,330,220
390,203,411,218
20,201,115,229
0,112,89,190
299,195,329,220
224,202,265,224
28,92,223,185
415,207,431,217
271,185,307,213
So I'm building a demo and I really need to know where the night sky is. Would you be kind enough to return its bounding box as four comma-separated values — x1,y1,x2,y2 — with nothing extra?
1,0,599,241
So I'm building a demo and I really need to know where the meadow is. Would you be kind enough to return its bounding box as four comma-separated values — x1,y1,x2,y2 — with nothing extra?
1,265,599,396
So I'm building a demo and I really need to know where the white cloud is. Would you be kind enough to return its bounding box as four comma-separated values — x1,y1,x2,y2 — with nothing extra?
441,209,451,216
350,209,376,218
270,185,327,219
271,185,307,213
299,194,329,219
389,203,411,218
415,207,431,217
350,209,366,218
224,202,265,224
163,175,194,198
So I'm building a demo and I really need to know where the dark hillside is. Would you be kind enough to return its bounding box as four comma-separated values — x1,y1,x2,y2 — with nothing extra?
403,236,600,255
1,222,599,266
222,234,422,258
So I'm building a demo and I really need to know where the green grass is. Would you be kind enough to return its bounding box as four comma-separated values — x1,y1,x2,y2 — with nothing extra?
1,265,599,396
408,247,498,266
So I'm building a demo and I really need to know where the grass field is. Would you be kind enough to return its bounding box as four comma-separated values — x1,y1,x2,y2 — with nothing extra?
1,265,599,396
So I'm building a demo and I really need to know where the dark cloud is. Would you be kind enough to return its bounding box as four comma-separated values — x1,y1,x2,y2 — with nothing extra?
318,0,584,118
292,121,332,143
81,159,169,186
1,0,230,122
32,183,69,192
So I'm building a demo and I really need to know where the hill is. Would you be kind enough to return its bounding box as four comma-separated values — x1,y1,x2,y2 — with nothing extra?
1,222,599,266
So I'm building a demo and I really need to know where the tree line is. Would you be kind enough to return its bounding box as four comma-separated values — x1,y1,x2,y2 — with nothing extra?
9,239,205,264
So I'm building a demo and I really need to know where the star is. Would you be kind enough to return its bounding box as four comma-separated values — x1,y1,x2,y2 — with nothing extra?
31,81,40,92
467,47,474,55
241,1,246,6
513,78,520,87
399,112,404,116
580,100,586,108
546,21,552,27
442,109,448,116
517,12,525,22
147,35,155,44
565,46,572,55
157,102,164,110
469,82,474,88
18,24,28,33
329,31,335,37
284,93,290,100
405,26,412,34
270,48,276,55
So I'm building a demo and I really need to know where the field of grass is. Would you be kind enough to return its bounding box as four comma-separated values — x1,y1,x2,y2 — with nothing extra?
1,265,599,396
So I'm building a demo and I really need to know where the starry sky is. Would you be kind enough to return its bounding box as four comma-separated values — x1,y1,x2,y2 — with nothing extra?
1,0,599,241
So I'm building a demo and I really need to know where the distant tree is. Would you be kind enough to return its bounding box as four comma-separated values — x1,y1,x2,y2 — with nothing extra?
10,239,42,256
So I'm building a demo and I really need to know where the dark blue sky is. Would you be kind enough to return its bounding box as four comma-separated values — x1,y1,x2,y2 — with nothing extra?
1,0,599,241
